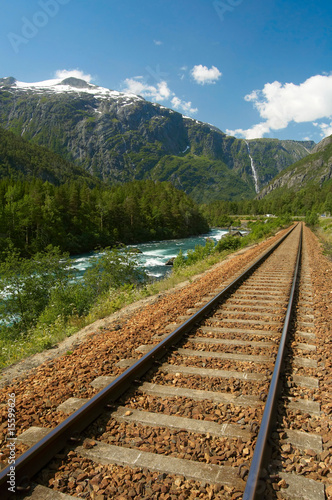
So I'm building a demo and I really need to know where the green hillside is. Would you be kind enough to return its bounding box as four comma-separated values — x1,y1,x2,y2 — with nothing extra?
258,135,332,199
0,78,314,202
0,126,97,185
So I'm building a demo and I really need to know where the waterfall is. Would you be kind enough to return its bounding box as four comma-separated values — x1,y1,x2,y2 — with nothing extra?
245,141,259,194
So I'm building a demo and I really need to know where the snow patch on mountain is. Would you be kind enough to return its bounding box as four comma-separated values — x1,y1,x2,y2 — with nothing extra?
2,76,145,104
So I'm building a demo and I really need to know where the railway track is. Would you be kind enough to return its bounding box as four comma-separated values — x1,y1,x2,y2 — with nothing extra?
0,222,329,499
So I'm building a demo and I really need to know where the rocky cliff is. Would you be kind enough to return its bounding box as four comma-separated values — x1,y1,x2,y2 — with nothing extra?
257,135,332,199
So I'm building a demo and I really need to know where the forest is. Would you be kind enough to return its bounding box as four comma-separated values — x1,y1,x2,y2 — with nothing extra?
0,178,209,256
1,174,331,257
200,179,332,226
1,119,331,259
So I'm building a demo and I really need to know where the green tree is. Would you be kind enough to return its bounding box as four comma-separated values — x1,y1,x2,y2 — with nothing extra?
84,247,146,297
215,234,242,252
173,249,186,269
305,211,319,226
0,246,72,337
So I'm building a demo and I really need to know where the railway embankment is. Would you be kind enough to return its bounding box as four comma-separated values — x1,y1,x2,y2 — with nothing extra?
0,224,331,499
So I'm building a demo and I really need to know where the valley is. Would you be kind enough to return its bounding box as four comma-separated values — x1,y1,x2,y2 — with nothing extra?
0,76,314,203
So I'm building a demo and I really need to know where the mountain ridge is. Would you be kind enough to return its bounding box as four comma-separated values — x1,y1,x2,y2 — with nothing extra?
0,76,315,202
257,134,332,199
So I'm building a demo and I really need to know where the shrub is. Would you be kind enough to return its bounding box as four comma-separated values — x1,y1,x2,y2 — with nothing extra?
173,249,187,269
0,246,147,339
305,211,319,226
186,239,215,265
215,234,242,252
0,245,72,337
173,240,215,269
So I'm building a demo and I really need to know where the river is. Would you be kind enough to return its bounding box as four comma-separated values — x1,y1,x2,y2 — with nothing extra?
71,228,228,281
0,229,228,326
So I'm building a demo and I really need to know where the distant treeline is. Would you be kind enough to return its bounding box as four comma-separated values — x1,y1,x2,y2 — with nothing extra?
201,179,332,225
0,179,209,256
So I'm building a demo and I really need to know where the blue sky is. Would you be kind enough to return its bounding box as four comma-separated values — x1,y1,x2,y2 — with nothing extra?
1,0,332,143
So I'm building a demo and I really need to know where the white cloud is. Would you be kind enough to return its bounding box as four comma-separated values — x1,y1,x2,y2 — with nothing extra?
55,69,92,82
231,73,332,139
313,120,332,137
123,77,172,101
171,96,198,114
122,76,198,115
171,96,181,108
153,40,163,45
191,65,222,85
226,122,271,140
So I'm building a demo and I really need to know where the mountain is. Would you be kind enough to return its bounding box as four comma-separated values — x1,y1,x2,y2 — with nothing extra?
257,134,332,199
0,77,315,202
0,125,98,185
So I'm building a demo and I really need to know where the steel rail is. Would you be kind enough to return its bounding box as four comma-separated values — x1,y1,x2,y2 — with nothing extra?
0,224,297,498
243,222,303,500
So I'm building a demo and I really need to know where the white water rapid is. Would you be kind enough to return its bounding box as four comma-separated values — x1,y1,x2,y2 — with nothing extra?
245,141,259,194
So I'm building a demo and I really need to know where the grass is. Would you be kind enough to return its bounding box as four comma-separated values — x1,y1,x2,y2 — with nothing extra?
0,221,288,371
316,217,332,260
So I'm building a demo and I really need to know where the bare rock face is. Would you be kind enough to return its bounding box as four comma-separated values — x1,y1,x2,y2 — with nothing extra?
257,134,332,199
311,134,332,153
59,77,93,89
0,76,16,86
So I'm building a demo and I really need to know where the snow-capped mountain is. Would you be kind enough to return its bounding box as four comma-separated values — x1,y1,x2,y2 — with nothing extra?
0,76,314,202
9,76,144,103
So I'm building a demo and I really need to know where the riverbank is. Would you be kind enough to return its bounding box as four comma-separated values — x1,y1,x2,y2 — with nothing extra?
0,217,292,385
0,228,282,387
0,217,289,373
